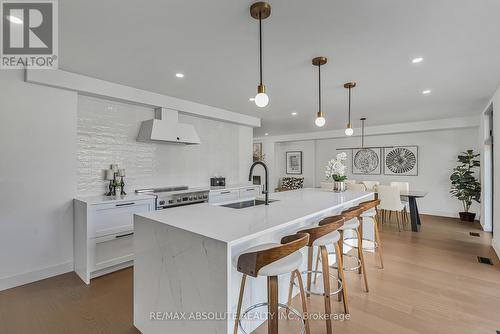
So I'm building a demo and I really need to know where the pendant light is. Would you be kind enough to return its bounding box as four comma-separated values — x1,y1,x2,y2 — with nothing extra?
250,2,271,108
312,57,327,127
360,117,366,147
344,82,356,136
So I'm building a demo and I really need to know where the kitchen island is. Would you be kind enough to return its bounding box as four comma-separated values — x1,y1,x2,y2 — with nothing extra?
133,188,373,334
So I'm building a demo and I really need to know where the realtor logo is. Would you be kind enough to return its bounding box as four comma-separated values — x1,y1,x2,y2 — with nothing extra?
1,0,58,68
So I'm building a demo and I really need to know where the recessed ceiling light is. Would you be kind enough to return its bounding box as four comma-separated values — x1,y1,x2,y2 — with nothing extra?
175,73,184,78
291,112,297,116
7,15,23,24
249,97,255,102
264,133,269,136
412,57,423,64
422,90,431,95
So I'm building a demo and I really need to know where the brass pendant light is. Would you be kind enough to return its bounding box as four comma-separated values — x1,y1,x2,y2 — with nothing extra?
360,117,366,147
344,82,356,136
312,57,327,127
250,2,271,108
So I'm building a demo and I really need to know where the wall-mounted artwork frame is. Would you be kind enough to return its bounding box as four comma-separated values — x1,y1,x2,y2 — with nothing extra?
286,151,303,174
383,146,418,176
352,148,381,175
253,143,262,162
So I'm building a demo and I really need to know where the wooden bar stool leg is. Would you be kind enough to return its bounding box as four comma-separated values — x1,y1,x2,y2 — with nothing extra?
286,270,296,316
337,230,344,302
306,246,313,297
294,270,311,334
313,249,320,284
374,215,384,269
335,241,349,314
356,227,369,292
234,274,247,334
357,218,363,275
320,246,333,334
267,276,279,334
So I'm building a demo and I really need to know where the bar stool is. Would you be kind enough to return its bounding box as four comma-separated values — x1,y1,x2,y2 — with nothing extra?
234,233,310,334
336,206,369,293
288,216,348,334
359,199,384,269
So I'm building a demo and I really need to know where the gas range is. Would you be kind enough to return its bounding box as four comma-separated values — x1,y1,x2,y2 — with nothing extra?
135,186,209,210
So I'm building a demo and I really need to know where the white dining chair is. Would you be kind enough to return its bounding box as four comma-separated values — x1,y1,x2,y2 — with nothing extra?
362,181,380,191
347,183,366,192
377,185,405,231
390,182,409,222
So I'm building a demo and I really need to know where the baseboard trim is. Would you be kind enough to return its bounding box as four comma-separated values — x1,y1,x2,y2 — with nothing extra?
420,210,481,220
492,239,500,260
0,262,73,292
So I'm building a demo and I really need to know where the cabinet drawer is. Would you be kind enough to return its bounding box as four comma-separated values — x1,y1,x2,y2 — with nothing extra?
90,232,134,272
239,186,260,199
208,189,239,203
89,200,153,238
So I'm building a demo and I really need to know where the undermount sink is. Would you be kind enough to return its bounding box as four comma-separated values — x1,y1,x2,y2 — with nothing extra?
220,199,278,209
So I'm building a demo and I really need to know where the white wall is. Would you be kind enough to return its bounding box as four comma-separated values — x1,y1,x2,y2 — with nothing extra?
264,125,480,218
0,73,254,291
0,70,77,290
491,86,500,258
77,96,252,196
275,140,316,187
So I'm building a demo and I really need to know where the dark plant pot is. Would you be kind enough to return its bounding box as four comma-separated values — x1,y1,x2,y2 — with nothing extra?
459,212,476,222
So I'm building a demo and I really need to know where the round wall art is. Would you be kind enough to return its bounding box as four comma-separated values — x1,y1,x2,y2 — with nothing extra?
353,148,380,174
384,146,418,175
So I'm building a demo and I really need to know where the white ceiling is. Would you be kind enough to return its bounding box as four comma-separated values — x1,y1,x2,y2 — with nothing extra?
59,0,500,137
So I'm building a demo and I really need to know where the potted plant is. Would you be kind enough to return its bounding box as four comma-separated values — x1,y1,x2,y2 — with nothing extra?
325,152,348,192
450,150,481,222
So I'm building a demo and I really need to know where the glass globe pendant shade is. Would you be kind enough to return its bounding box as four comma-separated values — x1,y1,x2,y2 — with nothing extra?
254,92,269,108
345,126,354,136
315,114,326,127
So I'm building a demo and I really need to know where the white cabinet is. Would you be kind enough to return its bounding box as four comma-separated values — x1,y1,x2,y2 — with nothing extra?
208,185,262,203
74,195,155,284
239,186,261,199
208,189,239,203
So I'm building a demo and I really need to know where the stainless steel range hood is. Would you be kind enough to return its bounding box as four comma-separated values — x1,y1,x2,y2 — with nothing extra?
137,108,201,144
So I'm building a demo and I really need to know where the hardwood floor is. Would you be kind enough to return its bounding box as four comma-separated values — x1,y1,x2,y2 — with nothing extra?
0,215,499,334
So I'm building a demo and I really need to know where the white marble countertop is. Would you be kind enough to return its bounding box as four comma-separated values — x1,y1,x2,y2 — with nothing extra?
75,193,156,205
136,188,373,245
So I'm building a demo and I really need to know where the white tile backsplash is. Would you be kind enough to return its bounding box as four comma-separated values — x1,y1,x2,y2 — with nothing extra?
77,96,252,196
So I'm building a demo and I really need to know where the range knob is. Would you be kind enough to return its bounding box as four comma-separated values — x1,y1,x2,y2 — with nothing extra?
168,200,174,204
188,196,193,201
159,200,166,206
177,198,182,203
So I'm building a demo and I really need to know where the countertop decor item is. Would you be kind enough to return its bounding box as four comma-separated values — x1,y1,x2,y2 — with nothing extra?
450,150,481,222
104,164,127,196
119,169,127,195
325,152,348,192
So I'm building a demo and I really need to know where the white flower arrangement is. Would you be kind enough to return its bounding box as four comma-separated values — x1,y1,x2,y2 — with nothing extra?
325,152,348,182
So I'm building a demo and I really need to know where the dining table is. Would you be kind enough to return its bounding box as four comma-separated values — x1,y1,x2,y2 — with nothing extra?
398,190,428,232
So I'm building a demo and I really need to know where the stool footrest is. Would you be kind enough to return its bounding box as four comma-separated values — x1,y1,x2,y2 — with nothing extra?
329,253,361,272
293,270,343,296
343,236,379,251
238,302,305,334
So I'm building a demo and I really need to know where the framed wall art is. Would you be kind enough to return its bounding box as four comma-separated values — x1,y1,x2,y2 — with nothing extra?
286,151,303,174
352,148,381,175
383,146,418,176
253,143,263,162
